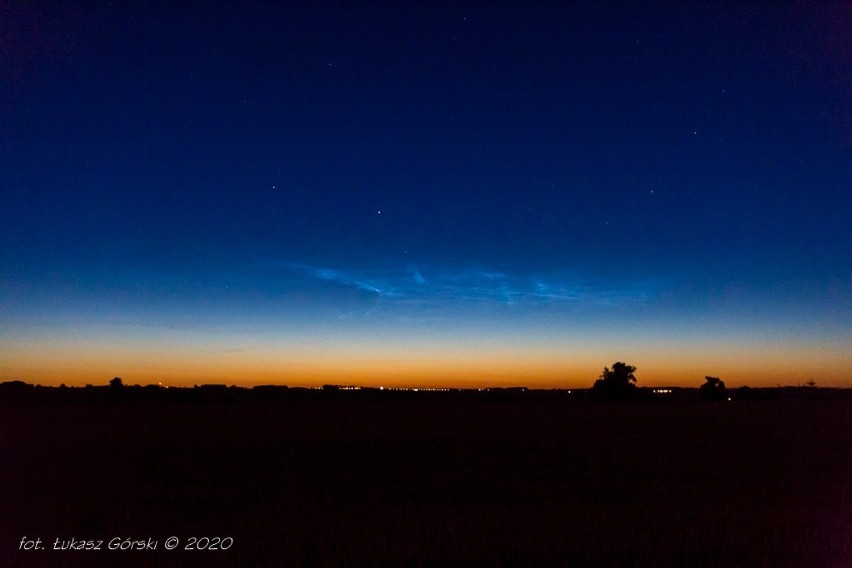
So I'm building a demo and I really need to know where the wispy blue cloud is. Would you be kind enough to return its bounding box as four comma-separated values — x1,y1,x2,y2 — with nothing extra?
273,262,658,309
312,267,389,296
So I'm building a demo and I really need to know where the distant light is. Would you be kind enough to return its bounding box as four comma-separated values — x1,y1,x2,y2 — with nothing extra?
379,386,384,390
727,397,732,401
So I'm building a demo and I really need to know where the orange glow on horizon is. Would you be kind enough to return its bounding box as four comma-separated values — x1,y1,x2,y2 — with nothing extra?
3,327,850,389
3,343,850,389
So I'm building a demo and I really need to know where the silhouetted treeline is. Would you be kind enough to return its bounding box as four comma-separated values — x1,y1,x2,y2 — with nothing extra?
1,380,848,407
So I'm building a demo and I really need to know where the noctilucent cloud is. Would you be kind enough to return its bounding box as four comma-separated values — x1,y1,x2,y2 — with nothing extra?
2,3,850,387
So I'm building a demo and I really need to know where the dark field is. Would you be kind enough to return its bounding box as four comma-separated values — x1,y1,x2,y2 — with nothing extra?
2,394,850,567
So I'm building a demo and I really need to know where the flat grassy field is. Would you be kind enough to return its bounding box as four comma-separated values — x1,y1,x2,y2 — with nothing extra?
2,395,850,566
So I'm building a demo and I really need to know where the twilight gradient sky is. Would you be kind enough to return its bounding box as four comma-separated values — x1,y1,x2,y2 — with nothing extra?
2,2,850,388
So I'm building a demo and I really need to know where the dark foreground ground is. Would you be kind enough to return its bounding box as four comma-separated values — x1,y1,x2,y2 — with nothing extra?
1,392,850,567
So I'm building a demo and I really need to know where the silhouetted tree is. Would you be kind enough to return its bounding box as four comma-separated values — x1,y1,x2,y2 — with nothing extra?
109,377,124,390
591,362,638,399
699,376,726,400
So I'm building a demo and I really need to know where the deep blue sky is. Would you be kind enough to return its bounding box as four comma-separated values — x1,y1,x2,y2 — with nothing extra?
2,2,850,386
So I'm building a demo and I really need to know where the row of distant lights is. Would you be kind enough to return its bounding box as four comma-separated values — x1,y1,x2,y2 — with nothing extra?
145,386,737,399
154,385,691,395
322,387,573,393
379,387,453,392
653,387,731,401
331,388,685,394
310,386,454,392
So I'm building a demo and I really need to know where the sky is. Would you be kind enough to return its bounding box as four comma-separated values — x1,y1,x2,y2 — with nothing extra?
2,2,850,388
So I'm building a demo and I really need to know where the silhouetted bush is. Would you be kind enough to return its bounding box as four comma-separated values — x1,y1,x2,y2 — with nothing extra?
0,380,32,391
699,376,726,401
734,385,777,400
